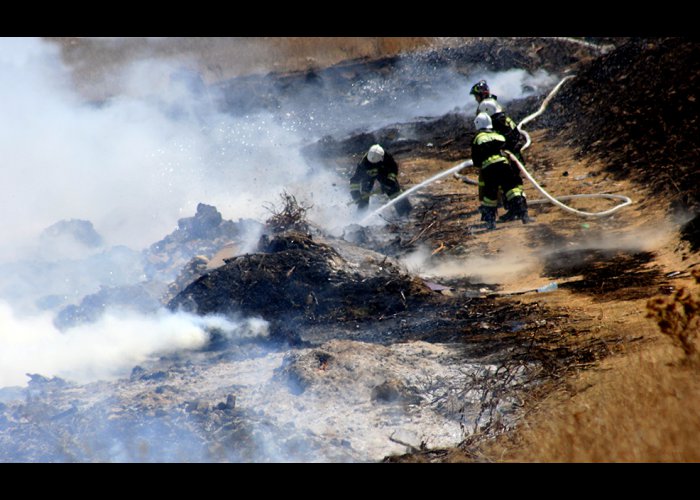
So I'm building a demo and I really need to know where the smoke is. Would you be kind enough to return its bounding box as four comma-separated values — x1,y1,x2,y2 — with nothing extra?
0,39,576,462
401,243,539,284
401,223,677,287
467,68,560,108
0,303,267,388
0,38,355,263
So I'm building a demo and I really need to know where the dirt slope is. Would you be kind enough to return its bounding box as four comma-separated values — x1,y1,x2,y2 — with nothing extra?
377,38,700,462
18,37,698,462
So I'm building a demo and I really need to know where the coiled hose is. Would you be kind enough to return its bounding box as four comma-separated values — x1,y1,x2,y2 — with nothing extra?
466,74,632,218
363,74,632,223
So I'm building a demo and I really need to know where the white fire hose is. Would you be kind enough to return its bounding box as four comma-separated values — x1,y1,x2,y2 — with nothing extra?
363,74,632,223
462,74,633,218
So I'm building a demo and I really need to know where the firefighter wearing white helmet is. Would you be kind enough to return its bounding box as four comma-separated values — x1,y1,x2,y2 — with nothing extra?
472,80,527,222
474,112,493,131
472,113,531,230
478,98,503,116
350,144,412,216
367,144,384,163
478,95,524,160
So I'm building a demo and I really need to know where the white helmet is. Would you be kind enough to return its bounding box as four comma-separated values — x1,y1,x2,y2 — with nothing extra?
367,144,385,163
474,112,493,130
478,98,503,116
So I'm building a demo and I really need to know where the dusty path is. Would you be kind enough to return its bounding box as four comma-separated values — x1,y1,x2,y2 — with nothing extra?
382,127,700,462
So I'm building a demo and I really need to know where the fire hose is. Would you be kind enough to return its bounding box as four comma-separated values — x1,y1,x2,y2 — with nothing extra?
362,74,632,223
459,74,633,218
510,75,632,217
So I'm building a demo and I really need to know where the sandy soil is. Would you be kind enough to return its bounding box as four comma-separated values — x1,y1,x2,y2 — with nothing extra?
40,36,700,462
385,125,700,462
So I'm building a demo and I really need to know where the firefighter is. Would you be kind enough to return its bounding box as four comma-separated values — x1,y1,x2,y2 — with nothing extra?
477,98,525,162
469,79,499,111
350,144,412,217
472,112,531,230
470,80,527,222
477,97,528,221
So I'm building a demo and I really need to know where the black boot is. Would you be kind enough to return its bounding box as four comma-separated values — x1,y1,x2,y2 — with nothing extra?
481,206,497,230
499,207,519,222
512,196,533,224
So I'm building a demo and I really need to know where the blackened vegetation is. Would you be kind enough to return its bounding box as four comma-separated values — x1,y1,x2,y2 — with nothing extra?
401,193,478,252
214,38,597,123
539,38,700,214
52,203,263,330
385,298,637,463
303,95,543,169
681,214,700,253
168,230,433,333
543,249,665,301
263,192,312,235
0,370,266,463
55,283,162,330
303,113,475,166
144,203,261,281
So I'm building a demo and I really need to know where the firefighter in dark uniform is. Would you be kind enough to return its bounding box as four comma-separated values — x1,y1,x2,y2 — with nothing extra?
472,112,531,230
350,144,412,217
470,79,527,222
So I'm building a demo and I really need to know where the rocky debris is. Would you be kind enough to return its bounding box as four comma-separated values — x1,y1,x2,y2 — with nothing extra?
40,219,104,248
168,230,433,331
54,283,164,330
161,255,210,305
143,203,263,283
51,204,263,328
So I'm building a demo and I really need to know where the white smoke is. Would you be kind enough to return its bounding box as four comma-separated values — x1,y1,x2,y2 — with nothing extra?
0,38,353,263
0,303,267,388
401,243,539,284
469,68,559,108
0,37,560,393
0,37,574,463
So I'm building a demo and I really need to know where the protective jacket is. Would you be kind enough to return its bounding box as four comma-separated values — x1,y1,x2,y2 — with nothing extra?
350,151,411,216
491,112,525,155
472,130,524,208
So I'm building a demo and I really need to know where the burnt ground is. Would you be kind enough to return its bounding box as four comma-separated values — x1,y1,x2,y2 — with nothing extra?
2,37,698,463
116,37,700,461
290,37,700,461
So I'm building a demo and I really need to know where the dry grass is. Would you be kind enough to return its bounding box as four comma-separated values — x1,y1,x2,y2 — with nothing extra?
473,275,700,463
646,269,700,359
405,143,700,463
481,344,700,462
45,37,455,99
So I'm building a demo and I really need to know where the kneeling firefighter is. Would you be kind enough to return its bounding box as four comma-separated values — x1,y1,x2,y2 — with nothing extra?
349,144,412,217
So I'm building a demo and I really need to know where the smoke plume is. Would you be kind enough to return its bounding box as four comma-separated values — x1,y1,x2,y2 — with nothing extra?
0,303,267,388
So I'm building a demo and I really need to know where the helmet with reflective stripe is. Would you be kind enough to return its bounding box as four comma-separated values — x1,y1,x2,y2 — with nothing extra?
367,144,385,163
474,112,493,130
469,80,490,100
478,98,503,116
